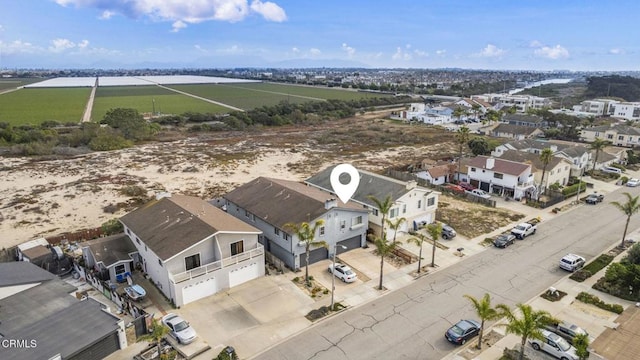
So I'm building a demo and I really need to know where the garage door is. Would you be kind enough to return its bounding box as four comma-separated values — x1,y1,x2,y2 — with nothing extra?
182,276,218,305
69,330,119,360
337,235,362,253
229,261,261,288
299,247,329,267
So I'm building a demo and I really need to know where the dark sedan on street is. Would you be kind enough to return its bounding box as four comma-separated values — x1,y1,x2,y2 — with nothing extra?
445,319,481,345
493,233,516,248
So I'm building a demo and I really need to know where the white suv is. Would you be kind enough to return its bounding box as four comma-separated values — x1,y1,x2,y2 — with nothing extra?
559,254,585,272
530,329,578,360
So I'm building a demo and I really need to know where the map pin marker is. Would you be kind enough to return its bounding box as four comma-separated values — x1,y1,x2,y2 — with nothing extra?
330,164,360,204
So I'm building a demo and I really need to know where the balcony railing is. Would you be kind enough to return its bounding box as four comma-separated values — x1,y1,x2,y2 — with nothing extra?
169,243,264,284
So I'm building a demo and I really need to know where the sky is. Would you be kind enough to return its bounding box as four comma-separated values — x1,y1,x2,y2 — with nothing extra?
0,0,638,71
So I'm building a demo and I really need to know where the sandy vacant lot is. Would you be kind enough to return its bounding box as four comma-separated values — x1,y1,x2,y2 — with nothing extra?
0,113,460,249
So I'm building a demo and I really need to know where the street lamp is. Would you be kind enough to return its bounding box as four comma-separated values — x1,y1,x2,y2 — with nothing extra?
330,244,347,311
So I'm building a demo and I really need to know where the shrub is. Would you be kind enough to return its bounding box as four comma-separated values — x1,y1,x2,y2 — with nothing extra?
570,269,592,282
576,292,624,314
583,254,615,274
562,182,587,196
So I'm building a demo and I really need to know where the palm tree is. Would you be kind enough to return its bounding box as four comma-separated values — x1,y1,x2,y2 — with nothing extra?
611,192,640,248
386,217,406,246
590,137,609,172
284,220,328,287
497,303,556,360
463,293,502,350
455,126,471,181
371,234,398,290
426,222,442,267
539,147,554,193
137,317,170,359
368,195,394,239
573,333,590,360
453,106,466,124
406,231,427,274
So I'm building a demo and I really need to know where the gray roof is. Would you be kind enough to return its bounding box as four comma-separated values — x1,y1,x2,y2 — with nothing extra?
492,123,542,136
305,166,427,208
84,233,137,267
120,194,261,260
503,113,545,123
0,261,55,287
224,177,367,229
584,124,640,136
498,150,565,171
0,263,121,360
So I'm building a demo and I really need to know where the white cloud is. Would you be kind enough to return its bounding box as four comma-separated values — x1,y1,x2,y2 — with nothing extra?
219,44,243,54
392,47,412,61
342,43,355,57
534,44,569,59
0,40,39,55
49,38,76,52
77,40,89,48
194,44,207,52
309,48,321,56
54,0,287,25
171,20,187,32
413,49,428,57
529,40,544,48
476,44,505,58
609,48,625,55
435,49,446,56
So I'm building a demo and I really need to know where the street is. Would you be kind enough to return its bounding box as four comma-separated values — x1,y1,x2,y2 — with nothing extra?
254,186,640,360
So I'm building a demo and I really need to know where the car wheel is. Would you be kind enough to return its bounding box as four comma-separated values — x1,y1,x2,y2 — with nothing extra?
443,234,449,240
461,338,466,345
532,343,540,351
341,277,346,283
533,229,536,234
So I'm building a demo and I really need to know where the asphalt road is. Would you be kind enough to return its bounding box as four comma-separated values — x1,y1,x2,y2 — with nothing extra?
254,186,640,360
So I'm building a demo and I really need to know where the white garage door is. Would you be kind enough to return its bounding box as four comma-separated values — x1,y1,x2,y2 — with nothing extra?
182,276,218,305
229,262,261,288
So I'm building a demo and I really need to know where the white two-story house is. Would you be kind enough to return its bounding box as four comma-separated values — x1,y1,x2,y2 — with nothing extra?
120,194,264,307
498,150,572,189
581,124,640,148
306,166,439,240
467,156,535,200
223,177,369,271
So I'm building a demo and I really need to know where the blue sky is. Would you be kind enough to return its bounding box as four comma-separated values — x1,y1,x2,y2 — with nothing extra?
0,0,637,70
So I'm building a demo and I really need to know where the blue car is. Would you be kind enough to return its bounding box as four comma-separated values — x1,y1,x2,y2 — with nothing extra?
445,319,481,345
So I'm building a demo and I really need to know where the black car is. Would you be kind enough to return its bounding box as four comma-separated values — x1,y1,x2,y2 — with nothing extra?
445,319,481,345
442,224,457,240
493,233,516,248
585,193,604,204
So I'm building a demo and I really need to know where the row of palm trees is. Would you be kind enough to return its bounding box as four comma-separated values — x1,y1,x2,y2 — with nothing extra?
464,293,589,360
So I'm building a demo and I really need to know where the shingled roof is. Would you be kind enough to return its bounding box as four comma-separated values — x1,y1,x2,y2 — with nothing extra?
224,177,366,229
499,150,565,172
468,156,531,176
84,233,137,267
120,194,261,260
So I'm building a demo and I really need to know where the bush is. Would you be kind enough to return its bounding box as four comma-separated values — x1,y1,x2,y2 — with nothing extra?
562,182,587,196
576,292,624,314
569,269,592,282
583,254,615,274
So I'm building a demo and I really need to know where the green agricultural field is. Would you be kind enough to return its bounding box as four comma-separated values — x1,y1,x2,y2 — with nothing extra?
0,87,91,125
0,78,43,92
170,82,390,110
91,86,232,121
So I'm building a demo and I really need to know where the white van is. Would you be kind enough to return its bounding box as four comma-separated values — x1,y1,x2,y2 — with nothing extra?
602,166,622,174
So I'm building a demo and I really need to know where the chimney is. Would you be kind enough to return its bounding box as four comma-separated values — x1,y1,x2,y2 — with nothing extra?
486,158,495,170
406,180,417,190
325,198,338,210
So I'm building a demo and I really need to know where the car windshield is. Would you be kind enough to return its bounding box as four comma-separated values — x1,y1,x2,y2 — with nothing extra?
344,269,354,275
449,324,464,336
174,320,189,332
515,225,526,231
561,259,572,264
555,337,571,351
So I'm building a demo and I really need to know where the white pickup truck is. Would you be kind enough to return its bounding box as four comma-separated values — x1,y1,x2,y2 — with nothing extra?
511,219,539,239
465,189,491,199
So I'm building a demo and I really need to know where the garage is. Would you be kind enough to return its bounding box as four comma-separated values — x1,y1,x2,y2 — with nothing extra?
229,261,262,288
337,235,362,253
181,276,218,305
69,330,120,360
299,246,329,267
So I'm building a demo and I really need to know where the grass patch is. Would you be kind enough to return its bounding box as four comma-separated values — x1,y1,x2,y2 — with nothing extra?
576,292,624,314
0,87,91,125
570,254,614,282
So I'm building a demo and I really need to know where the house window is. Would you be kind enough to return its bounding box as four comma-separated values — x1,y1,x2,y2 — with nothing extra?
402,204,407,214
231,241,244,256
471,167,476,172
115,264,126,275
275,227,280,235
185,254,201,271
284,233,291,241
607,134,613,139
389,208,398,218
340,220,346,229
319,226,325,236
158,258,163,267
245,209,250,218
427,197,435,206
352,216,363,226
618,135,624,140
417,200,422,209
493,173,503,179
136,237,141,245
372,208,379,216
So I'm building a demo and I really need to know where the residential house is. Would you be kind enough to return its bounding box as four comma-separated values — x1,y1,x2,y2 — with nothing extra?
120,193,264,307
581,124,640,148
498,150,572,189
467,156,535,199
306,166,439,239
82,234,138,284
16,237,51,267
223,177,369,270
415,163,454,185
0,262,127,360
390,103,455,124
496,94,550,113
502,113,546,128
574,99,618,116
610,102,640,121
491,123,544,140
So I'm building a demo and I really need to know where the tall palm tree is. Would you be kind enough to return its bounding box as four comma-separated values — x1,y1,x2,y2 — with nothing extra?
386,217,406,246
455,126,471,181
371,234,398,290
426,222,442,267
406,231,427,274
284,220,327,287
590,137,609,172
611,192,640,248
453,106,466,124
137,317,170,359
539,147,554,193
497,303,556,360
463,293,502,350
368,195,394,239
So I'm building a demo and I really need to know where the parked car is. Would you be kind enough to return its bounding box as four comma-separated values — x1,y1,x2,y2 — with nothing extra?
441,224,457,240
458,182,475,191
511,220,538,239
585,193,604,204
466,189,491,199
545,321,589,345
602,166,622,174
529,329,579,360
445,319,481,345
493,233,516,248
627,178,640,187
328,263,358,283
444,184,465,194
559,253,585,272
162,313,197,345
